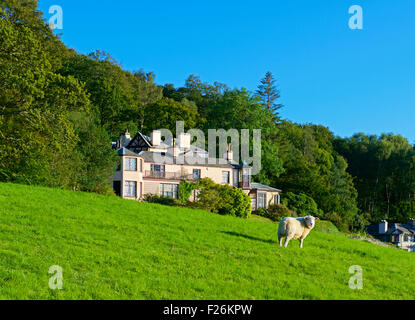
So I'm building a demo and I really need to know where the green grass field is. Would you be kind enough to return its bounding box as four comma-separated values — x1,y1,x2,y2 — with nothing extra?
0,182,414,300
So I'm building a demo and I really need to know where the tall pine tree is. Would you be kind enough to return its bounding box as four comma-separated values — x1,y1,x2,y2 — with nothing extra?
256,72,283,122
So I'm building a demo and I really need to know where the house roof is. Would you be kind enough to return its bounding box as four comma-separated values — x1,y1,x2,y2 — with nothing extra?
251,182,281,192
366,223,415,236
388,225,415,235
117,147,142,157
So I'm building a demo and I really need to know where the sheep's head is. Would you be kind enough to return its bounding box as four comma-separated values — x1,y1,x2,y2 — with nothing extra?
304,216,319,229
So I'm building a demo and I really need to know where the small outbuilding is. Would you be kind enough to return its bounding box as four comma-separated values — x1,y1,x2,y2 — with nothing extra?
366,219,415,252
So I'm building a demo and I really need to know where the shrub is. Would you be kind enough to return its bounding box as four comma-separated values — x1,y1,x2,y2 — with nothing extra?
143,178,251,218
193,178,225,212
265,204,292,222
226,187,251,218
282,192,320,216
143,194,180,207
194,178,251,218
255,208,267,217
321,211,349,232
349,213,369,233
178,179,195,204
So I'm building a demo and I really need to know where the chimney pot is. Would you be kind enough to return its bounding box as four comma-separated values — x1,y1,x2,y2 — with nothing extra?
379,220,388,234
151,130,161,146
223,143,233,161
178,132,191,150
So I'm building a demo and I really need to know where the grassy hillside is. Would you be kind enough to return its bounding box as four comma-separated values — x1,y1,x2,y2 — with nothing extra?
0,182,414,300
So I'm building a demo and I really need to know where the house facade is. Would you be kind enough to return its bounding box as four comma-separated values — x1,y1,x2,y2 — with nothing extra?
112,129,281,210
366,219,415,252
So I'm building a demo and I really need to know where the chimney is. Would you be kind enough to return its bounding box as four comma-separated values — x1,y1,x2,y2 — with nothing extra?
124,129,131,141
178,132,191,150
151,130,161,146
117,129,131,148
169,139,180,158
223,144,233,161
379,220,388,234
174,139,180,157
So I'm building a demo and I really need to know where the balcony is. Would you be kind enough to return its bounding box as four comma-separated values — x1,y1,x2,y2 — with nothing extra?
239,181,251,189
144,170,195,181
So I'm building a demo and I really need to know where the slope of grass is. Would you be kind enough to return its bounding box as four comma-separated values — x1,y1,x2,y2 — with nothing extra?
0,182,414,300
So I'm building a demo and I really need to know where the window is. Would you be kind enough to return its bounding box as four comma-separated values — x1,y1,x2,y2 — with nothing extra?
404,234,409,242
233,169,239,186
274,194,280,205
151,164,165,178
125,158,137,171
243,168,251,182
124,181,137,197
257,193,266,209
222,171,230,184
251,196,256,210
160,184,178,199
193,169,201,180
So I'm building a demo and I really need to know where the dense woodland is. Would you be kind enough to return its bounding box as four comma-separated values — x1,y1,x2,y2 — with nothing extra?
1,1,415,231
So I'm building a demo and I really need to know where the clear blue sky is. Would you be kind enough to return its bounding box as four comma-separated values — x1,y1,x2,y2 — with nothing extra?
38,0,415,142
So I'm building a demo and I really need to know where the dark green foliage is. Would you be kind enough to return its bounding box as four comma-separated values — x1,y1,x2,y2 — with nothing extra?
255,204,293,222
0,4,89,188
71,112,119,194
349,213,367,233
143,194,180,207
0,2,128,193
256,71,282,122
282,192,320,217
334,133,415,224
275,121,358,230
263,204,292,222
255,208,268,217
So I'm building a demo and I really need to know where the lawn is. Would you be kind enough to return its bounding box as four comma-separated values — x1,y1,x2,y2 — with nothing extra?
0,182,414,300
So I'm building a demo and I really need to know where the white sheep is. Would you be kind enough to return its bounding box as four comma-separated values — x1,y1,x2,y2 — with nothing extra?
278,216,319,248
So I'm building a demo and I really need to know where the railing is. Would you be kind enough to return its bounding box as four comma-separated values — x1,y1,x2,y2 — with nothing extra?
239,181,251,189
144,171,195,180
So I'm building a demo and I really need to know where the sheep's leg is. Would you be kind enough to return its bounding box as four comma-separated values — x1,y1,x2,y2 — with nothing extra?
299,238,304,249
284,236,292,248
278,235,283,247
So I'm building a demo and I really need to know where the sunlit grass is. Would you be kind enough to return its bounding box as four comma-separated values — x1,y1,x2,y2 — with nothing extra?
0,182,414,300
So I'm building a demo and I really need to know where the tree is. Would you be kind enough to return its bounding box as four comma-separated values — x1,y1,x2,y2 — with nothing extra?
334,133,415,224
256,72,283,122
0,7,89,187
275,122,358,230
143,97,199,135
130,70,163,131
71,112,118,194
